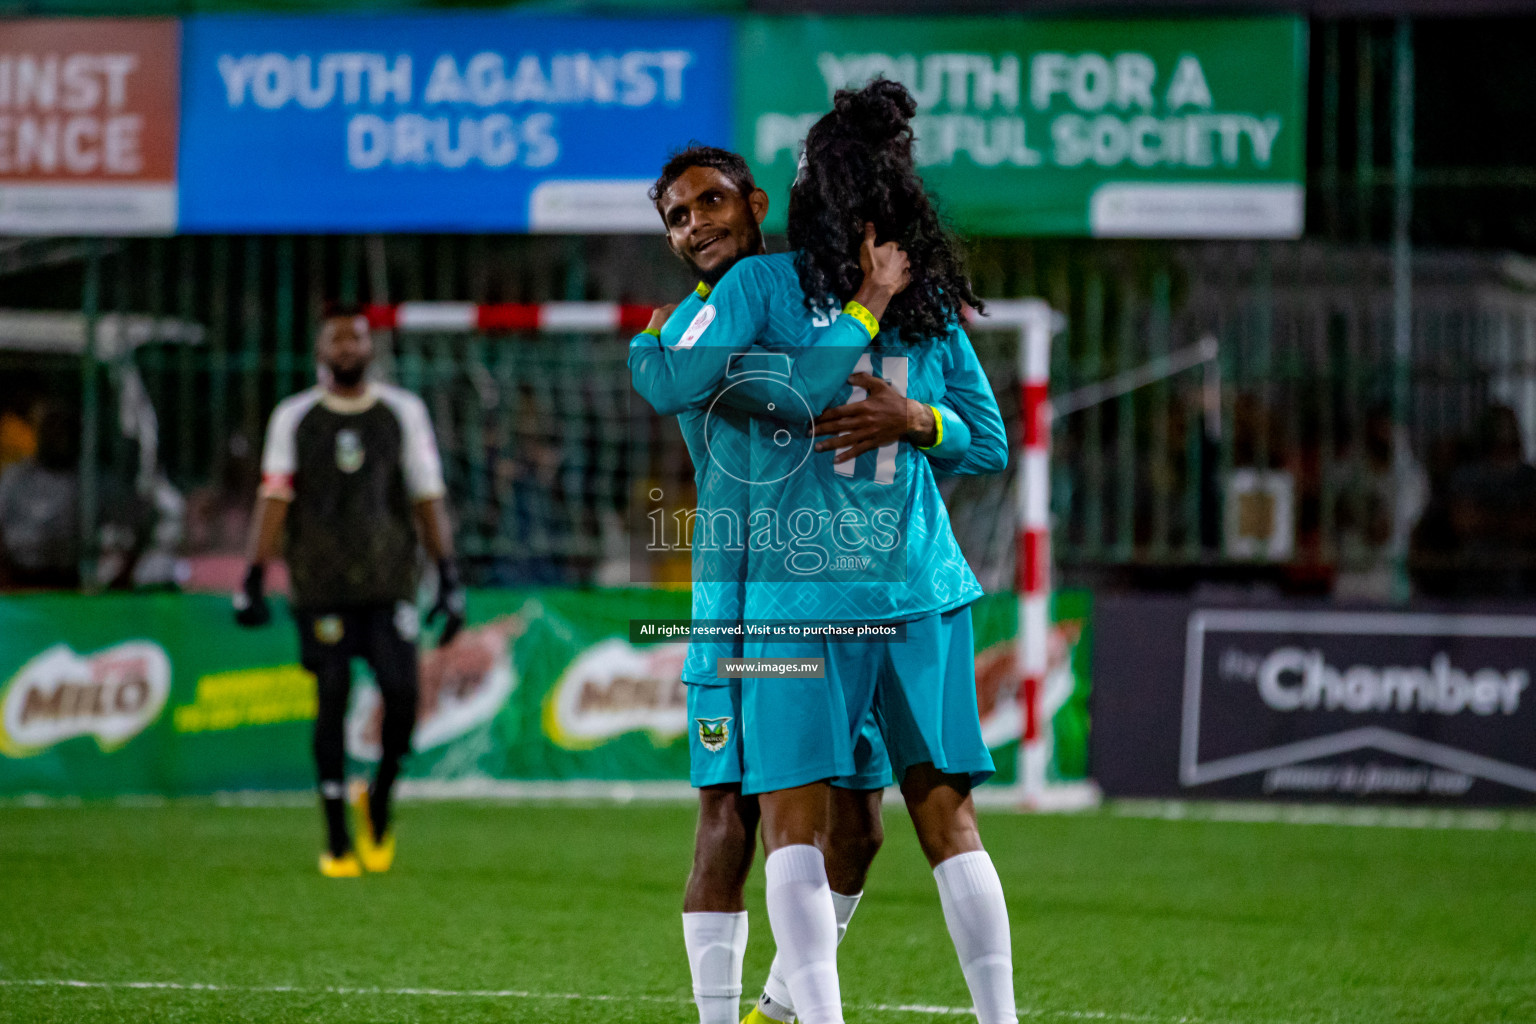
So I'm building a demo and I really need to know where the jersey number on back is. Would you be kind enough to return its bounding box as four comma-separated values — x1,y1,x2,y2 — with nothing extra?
834,354,907,485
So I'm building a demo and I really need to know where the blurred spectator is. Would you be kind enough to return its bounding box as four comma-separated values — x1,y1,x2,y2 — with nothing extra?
1449,406,1536,596
0,402,81,588
178,434,262,592
186,433,259,554
94,471,187,591
1413,405,1536,597
483,389,569,585
0,372,42,474
1409,434,1469,597
1334,405,1429,602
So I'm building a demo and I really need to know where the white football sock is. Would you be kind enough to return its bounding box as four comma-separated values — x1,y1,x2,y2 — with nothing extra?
762,889,863,1018
830,890,863,943
682,911,749,1024
754,989,796,1024
763,845,843,1024
934,851,1017,1024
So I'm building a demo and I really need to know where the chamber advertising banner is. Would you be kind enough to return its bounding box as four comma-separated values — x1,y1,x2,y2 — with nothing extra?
0,19,179,235
1093,596,1536,805
737,16,1306,238
0,588,1086,797
177,14,731,232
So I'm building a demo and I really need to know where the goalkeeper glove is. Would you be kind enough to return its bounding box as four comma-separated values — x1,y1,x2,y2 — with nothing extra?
233,563,272,627
427,558,466,647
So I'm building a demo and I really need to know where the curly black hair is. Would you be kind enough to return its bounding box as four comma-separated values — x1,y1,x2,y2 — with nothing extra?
788,79,981,344
649,143,758,213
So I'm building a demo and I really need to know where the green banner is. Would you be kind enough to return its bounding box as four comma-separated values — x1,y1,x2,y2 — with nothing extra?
737,16,1306,238
0,589,1090,796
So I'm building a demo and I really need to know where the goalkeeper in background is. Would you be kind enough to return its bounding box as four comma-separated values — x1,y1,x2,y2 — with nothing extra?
234,305,465,878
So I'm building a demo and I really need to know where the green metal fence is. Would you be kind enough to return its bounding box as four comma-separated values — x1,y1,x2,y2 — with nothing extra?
43,235,698,587
20,233,1531,601
967,238,1536,600
2,14,1534,598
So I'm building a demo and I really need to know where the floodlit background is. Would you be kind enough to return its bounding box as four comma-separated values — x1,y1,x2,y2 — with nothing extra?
1,3,1534,1023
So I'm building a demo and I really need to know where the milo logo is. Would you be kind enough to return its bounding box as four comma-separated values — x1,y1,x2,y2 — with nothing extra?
543,638,688,750
0,642,171,757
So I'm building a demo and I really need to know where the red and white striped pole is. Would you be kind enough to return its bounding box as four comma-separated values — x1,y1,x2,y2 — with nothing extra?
977,300,1055,804
365,301,656,335
1016,303,1053,804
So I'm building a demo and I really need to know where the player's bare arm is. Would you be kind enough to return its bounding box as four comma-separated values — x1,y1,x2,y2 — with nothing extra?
804,224,918,460
815,315,1008,470
246,495,289,565
700,223,909,426
644,302,679,335
811,373,938,463
848,221,910,323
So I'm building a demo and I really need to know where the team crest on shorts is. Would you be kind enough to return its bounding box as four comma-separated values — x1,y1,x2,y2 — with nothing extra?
696,717,731,752
314,616,344,644
335,429,365,473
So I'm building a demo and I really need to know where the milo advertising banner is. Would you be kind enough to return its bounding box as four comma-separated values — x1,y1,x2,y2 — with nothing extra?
0,589,1091,797
738,16,1306,238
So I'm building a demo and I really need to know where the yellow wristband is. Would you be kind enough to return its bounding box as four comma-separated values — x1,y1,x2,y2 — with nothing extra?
842,300,879,339
641,326,661,338
918,405,944,450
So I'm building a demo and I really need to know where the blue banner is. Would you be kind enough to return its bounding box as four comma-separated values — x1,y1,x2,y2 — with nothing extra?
178,14,731,232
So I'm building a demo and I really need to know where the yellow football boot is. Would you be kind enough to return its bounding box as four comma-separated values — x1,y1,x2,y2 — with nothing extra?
318,851,363,878
742,1006,790,1024
350,781,396,873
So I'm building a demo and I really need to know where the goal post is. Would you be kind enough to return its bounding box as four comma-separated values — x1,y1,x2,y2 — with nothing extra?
363,298,1098,807
968,300,1101,810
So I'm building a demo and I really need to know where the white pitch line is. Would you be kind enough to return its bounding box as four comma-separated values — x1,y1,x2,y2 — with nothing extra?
1110,799,1536,833
0,978,1220,1023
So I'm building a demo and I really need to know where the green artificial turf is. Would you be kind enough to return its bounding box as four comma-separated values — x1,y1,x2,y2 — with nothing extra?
1,800,1532,1023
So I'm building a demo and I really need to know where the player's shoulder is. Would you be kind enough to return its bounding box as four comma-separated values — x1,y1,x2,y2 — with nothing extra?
672,288,705,319
714,252,795,294
657,289,706,345
941,316,971,353
268,386,325,428
373,382,431,422
878,320,967,372
908,316,970,354
756,251,798,274
749,251,798,285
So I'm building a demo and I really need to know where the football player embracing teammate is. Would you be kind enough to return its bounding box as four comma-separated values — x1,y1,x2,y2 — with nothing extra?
631,80,1015,1024
631,125,1011,1023
636,146,900,1024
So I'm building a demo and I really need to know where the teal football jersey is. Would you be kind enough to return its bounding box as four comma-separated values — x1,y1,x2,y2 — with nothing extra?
699,253,1007,624
630,286,748,684
631,282,862,682
629,253,1009,668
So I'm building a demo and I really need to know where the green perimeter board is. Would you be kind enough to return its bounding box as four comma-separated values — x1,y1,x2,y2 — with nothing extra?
735,16,1307,238
0,589,1089,796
